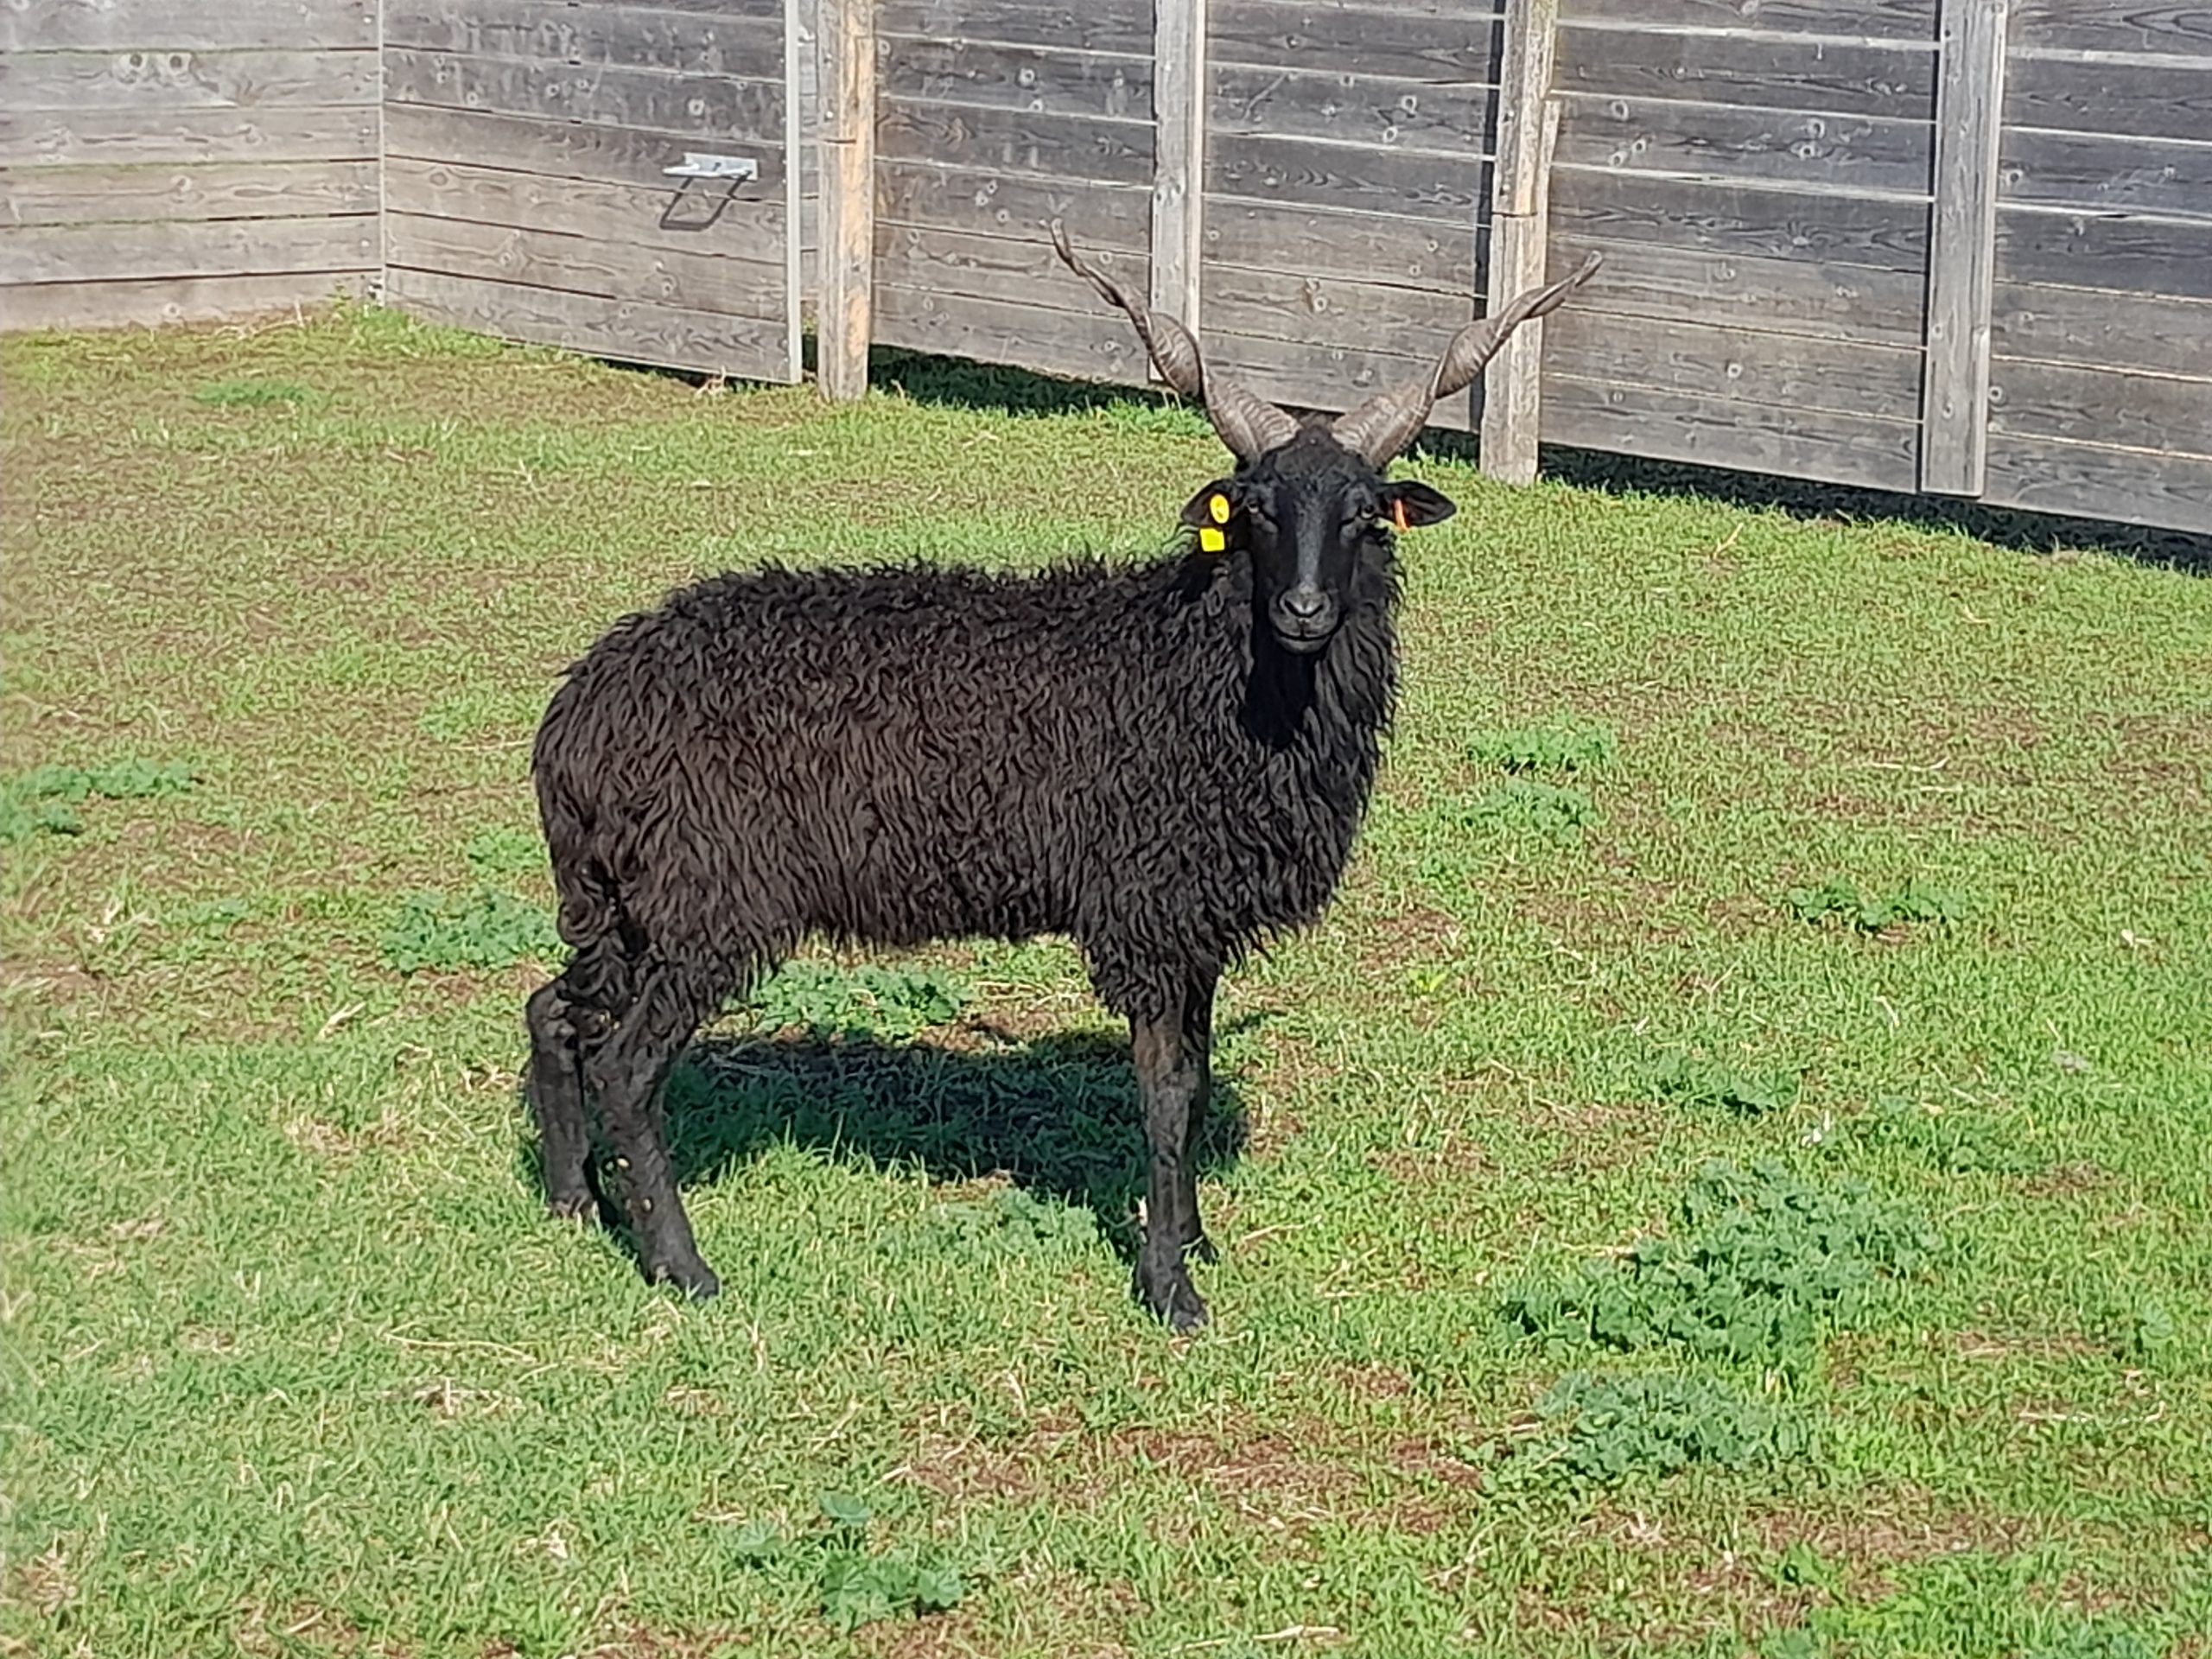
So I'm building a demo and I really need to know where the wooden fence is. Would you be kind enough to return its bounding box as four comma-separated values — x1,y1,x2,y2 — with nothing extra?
830,0,2212,532
376,0,801,384
2,0,2206,534
0,0,381,329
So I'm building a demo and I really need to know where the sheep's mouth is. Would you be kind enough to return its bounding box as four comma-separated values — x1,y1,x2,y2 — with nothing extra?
1270,621,1334,655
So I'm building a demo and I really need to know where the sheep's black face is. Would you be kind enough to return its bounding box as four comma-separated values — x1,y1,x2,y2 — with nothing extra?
1182,426,1455,655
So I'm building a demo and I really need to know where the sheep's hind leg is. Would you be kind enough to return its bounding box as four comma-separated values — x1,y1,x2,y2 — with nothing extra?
1132,998,1212,1332
1177,977,1218,1266
582,962,721,1299
524,976,596,1220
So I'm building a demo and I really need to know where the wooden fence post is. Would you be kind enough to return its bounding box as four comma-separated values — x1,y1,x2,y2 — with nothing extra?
817,0,874,401
1149,0,1208,353
1480,0,1561,484
1920,0,2009,494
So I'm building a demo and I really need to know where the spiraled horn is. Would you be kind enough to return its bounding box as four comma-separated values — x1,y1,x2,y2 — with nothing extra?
1051,219,1299,464
1330,251,1603,467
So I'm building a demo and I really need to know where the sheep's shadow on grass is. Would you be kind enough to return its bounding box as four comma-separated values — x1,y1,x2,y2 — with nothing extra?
529,1019,1260,1268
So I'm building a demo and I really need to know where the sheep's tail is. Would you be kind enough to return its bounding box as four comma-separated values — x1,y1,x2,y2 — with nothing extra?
531,678,641,1010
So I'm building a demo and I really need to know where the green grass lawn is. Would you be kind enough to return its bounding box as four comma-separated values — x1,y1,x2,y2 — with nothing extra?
3,303,2209,1659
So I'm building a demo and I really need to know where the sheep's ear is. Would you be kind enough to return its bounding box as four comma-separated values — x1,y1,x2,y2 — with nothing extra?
1179,480,1241,555
1382,480,1456,531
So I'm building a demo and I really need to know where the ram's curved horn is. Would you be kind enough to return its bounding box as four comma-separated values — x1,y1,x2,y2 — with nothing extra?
1329,252,1603,467
1051,220,1299,463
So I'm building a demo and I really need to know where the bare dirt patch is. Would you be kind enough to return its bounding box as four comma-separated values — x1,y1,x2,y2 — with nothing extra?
1751,1487,2037,1597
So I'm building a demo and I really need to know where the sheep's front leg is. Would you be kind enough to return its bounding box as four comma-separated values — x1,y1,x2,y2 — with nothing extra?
1133,989,1213,1332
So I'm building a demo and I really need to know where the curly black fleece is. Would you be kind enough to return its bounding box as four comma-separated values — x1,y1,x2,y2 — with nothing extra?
533,534,1399,1025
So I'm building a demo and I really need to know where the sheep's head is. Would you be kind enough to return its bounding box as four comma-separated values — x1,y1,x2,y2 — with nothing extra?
1172,427,1452,652
1052,225,1600,654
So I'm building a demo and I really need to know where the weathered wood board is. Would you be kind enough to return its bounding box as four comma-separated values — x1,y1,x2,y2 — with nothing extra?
1984,433,2212,532
1558,0,1939,41
1,158,378,226
387,265,790,377
1554,23,1937,117
0,266,368,327
1545,373,1924,493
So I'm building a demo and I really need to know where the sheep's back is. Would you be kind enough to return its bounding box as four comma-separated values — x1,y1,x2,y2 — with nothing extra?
537,558,1211,951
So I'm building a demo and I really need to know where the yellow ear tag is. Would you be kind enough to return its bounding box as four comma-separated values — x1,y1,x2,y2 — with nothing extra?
1208,493,1231,524
1197,525,1228,554
1390,498,1410,532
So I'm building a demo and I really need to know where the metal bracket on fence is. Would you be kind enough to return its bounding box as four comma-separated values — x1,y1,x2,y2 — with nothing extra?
660,152,761,232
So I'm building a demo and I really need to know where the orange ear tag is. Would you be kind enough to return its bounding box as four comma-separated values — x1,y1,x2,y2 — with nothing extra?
1390,498,1410,532
1197,525,1228,554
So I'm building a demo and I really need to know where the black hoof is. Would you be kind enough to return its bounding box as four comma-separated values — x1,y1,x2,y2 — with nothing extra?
1136,1262,1210,1332
548,1191,597,1224
648,1254,721,1300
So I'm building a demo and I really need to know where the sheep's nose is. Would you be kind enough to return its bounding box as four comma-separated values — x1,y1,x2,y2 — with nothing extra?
1280,587,1329,621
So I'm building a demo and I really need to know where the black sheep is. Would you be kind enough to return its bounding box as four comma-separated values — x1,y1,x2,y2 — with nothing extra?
524,231,1599,1328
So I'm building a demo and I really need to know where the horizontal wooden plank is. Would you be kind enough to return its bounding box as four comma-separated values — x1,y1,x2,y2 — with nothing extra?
1211,0,1506,81
1545,307,1923,418
0,104,378,166
607,0,821,13
1541,372,1923,492
1203,197,1476,289
1556,0,1938,41
0,210,376,283
0,266,369,330
1209,132,1487,221
1546,231,1929,345
382,103,790,194
1997,205,2212,300
1999,129,2212,221
1983,432,2212,532
2010,2,2212,57
383,48,785,145
0,0,376,53
0,46,377,111
0,157,378,226
1550,169,1930,271
874,220,1149,310
1202,259,1471,352
1989,358,2212,458
880,38,1153,123
1990,279,2212,378
385,266,794,383
2004,52,2212,142
387,212,786,323
1554,92,1931,194
1211,64,1498,159
876,0,1154,55
1555,22,1936,117
382,0,784,80
874,282,1154,385
1198,328,1457,423
877,99,1153,188
875,159,1153,254
385,155,784,251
